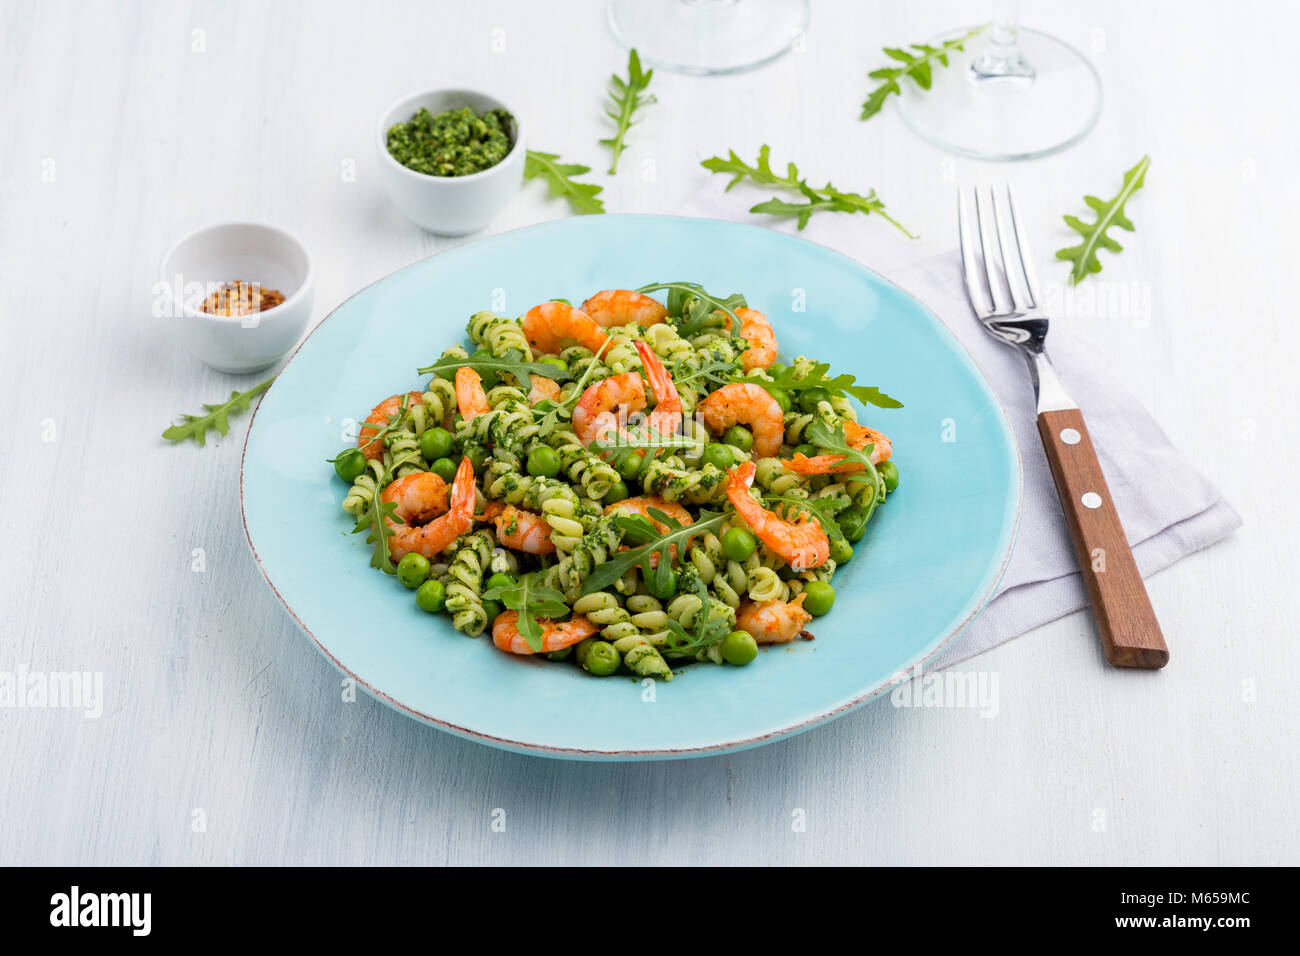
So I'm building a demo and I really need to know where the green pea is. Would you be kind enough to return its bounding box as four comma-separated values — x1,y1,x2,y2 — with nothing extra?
415,579,446,613
645,568,678,601
546,646,573,662
617,451,644,480
583,641,621,676
482,598,503,624
769,387,792,414
793,443,818,460
332,448,366,483
721,630,758,666
397,553,431,589
766,361,787,379
430,457,457,483
722,425,754,453
466,446,488,474
486,572,516,593
877,460,899,493
830,538,854,565
837,505,868,543
419,427,453,461
722,527,756,562
603,480,630,505
539,355,567,373
802,580,835,616
798,386,832,412
574,637,598,667
702,443,733,471
527,445,562,478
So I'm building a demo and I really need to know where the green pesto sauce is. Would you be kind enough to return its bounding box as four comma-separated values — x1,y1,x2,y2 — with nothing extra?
386,106,515,177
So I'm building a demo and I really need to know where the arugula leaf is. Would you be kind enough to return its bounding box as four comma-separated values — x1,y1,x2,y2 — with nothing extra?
582,509,727,596
860,25,988,120
590,425,704,458
600,48,656,174
636,281,746,340
483,573,570,652
1055,156,1151,285
804,420,884,522
417,351,572,392
353,393,414,454
703,144,801,192
671,359,738,392
757,360,902,410
531,336,612,437
763,493,850,544
701,146,915,237
531,398,571,440
351,494,402,575
523,150,605,215
660,575,731,659
162,376,274,446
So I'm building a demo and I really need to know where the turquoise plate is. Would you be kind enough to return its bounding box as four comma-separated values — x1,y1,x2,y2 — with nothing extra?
241,215,1020,760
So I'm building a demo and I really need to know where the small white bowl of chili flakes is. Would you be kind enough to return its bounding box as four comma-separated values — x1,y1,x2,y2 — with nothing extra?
159,221,314,373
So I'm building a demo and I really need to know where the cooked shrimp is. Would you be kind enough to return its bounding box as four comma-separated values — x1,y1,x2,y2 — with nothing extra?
528,375,562,406
493,504,557,554
571,372,647,448
384,457,475,560
697,383,786,458
726,461,829,572
456,367,490,421
522,301,610,355
381,471,449,524
604,495,694,529
582,289,668,329
722,307,778,371
605,496,694,563
475,500,506,524
633,340,681,439
492,610,600,655
782,421,892,475
359,392,424,461
736,593,811,644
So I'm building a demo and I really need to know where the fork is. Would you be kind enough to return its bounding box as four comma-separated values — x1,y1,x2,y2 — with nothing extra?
958,185,1169,669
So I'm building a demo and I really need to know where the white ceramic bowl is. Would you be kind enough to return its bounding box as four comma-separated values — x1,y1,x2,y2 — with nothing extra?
376,88,524,236
160,222,314,374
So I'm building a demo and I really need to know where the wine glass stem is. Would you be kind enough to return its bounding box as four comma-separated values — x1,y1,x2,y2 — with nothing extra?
971,0,1035,81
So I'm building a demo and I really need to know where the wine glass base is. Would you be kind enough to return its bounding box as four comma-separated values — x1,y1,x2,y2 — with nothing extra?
606,0,810,76
897,27,1102,161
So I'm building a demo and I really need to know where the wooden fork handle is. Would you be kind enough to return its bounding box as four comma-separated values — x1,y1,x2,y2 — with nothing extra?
1036,408,1169,669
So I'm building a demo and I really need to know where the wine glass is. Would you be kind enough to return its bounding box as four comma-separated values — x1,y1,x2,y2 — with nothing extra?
606,0,811,75
896,1,1102,160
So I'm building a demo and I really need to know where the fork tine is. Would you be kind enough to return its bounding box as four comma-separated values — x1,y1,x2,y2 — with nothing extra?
1003,184,1041,308
957,188,994,317
975,186,1016,316
990,185,1036,313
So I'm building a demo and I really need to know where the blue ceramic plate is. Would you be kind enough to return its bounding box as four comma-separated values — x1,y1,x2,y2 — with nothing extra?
241,215,1020,760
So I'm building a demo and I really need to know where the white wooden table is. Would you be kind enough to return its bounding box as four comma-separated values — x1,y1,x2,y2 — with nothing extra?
3,0,1296,866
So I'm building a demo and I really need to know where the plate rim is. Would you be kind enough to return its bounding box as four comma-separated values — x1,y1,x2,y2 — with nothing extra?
239,213,1023,760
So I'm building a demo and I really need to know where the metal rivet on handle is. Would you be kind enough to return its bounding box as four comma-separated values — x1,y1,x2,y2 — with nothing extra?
1060,428,1081,445
1081,492,1102,509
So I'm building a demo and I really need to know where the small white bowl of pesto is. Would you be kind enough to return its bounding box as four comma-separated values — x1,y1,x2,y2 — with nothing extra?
377,89,524,236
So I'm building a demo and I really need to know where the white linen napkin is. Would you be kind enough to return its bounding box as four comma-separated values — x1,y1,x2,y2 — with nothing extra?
675,194,1242,667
